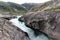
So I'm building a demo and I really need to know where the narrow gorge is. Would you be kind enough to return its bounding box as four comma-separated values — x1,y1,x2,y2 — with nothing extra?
10,15,52,40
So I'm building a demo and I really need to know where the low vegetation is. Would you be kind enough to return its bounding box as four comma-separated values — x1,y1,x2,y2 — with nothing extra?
44,6,60,11
0,1,28,15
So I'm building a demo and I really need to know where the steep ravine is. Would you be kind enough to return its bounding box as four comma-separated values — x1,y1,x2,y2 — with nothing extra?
10,16,52,40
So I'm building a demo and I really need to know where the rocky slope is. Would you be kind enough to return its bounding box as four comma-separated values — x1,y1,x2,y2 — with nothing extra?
30,0,60,12
19,11,60,40
0,15,29,40
0,1,27,15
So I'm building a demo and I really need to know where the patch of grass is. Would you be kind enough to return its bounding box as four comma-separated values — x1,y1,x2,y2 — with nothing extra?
10,11,27,15
0,10,27,15
45,6,60,11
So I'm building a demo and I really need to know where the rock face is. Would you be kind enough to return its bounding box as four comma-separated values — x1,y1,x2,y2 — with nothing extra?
19,11,60,40
0,17,29,40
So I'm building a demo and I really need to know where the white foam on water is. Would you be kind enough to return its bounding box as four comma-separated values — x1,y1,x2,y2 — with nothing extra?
10,16,51,40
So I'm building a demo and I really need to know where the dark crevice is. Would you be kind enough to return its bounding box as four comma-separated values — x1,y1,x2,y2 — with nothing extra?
25,23,50,38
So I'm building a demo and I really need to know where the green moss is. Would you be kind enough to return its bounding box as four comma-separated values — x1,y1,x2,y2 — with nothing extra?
8,11,27,15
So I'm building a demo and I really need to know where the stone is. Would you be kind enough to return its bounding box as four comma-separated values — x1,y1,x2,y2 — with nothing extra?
19,11,60,40
0,17,29,40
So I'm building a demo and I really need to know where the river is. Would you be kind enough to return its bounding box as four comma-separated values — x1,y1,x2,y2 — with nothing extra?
10,15,52,40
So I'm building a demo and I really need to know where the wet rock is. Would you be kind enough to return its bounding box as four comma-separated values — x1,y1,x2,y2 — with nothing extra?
0,18,29,40
19,11,60,40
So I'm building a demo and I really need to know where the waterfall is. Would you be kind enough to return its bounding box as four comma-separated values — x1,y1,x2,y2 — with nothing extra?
10,15,52,40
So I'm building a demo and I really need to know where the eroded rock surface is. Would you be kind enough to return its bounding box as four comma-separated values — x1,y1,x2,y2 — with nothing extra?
19,11,60,40
0,17,29,40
